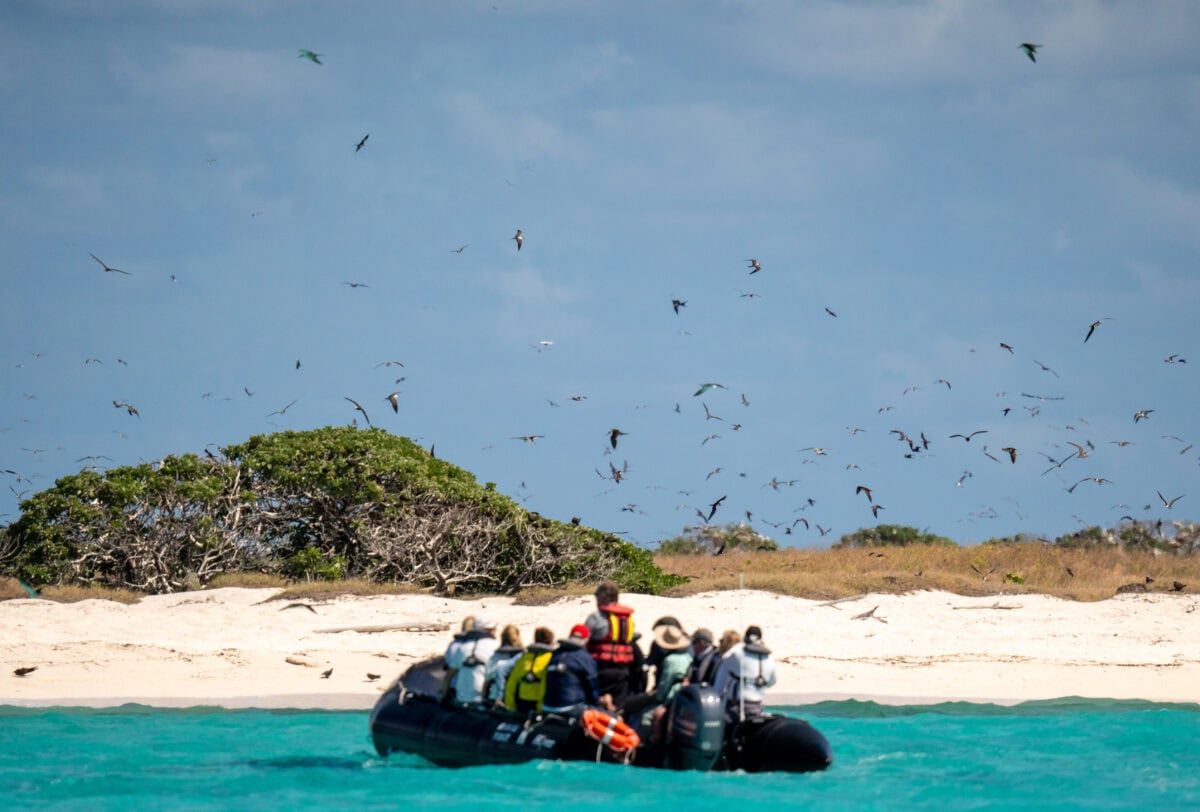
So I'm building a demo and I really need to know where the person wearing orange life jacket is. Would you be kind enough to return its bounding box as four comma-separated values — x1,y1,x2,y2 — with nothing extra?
583,580,641,708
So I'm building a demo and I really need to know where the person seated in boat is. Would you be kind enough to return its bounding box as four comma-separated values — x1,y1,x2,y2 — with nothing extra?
682,627,719,687
623,623,692,719
712,625,777,722
717,629,740,658
503,626,556,712
584,580,639,709
542,624,615,715
643,615,683,690
483,624,524,707
443,616,499,705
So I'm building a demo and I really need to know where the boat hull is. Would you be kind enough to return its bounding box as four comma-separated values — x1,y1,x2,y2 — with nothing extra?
369,678,833,773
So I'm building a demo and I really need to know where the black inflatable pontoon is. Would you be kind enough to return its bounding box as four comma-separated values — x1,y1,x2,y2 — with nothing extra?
369,657,832,773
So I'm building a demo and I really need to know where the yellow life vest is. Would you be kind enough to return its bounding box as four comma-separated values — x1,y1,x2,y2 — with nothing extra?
503,648,553,711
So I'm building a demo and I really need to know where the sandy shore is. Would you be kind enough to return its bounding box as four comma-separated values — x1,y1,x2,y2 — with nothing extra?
2,588,1198,709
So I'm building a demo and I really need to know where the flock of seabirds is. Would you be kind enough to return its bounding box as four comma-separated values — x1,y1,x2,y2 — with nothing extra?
2,40,1195,555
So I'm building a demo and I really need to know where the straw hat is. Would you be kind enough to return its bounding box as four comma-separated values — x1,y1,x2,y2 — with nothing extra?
653,624,691,652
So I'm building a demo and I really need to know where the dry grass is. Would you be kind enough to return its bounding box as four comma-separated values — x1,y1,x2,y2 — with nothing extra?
267,578,425,603
510,583,596,606
3,546,1195,604
654,544,1198,602
206,572,290,590
0,578,144,604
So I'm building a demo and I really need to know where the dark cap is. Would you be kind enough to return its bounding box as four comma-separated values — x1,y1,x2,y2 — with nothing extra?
744,625,763,644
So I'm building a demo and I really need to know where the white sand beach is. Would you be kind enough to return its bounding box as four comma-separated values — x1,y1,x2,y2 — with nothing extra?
3,588,1198,709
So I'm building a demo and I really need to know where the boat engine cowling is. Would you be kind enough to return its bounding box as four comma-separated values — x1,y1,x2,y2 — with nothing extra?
664,685,726,771
399,656,449,699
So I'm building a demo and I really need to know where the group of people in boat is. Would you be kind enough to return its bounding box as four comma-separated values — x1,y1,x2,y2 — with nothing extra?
441,580,778,734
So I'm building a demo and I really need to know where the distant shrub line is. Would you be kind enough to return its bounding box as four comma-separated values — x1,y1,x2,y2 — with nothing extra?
0,427,683,596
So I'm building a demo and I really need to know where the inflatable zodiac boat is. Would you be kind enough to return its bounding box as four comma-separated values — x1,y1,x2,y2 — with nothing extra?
369,657,832,772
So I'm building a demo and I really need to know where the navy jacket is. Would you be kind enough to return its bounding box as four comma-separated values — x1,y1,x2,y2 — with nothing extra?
541,642,600,710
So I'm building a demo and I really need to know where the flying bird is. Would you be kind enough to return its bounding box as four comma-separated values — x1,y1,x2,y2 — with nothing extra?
112,399,140,418
746,258,762,274
1019,43,1042,62
609,428,627,449
90,253,130,275
694,382,726,396
1158,491,1184,509
1134,409,1154,423
1165,354,1186,364
1000,342,1014,353
14,666,37,677
344,397,371,426
855,485,873,503
671,299,686,314
299,49,322,64
512,229,523,250
704,495,727,522
824,307,837,318
1032,359,1059,377
266,400,298,417
1001,447,1018,463
342,281,369,288
949,430,988,442
320,668,333,679
512,434,544,443
451,245,469,254
280,602,318,613
1084,318,1112,343
355,134,369,152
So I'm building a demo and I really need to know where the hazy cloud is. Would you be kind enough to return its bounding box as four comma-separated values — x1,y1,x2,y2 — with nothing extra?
112,44,318,108
441,93,583,163
729,0,1200,84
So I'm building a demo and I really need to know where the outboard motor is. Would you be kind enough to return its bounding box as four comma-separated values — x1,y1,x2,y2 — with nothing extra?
398,656,449,699
664,685,726,771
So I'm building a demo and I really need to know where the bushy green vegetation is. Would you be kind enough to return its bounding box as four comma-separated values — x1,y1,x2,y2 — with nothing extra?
658,523,779,555
832,524,957,548
1,427,683,596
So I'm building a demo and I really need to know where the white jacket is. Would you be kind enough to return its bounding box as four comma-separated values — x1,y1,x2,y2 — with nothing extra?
444,632,499,704
712,642,777,707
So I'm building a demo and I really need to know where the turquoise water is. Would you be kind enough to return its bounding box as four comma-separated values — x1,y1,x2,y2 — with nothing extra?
2,699,1197,810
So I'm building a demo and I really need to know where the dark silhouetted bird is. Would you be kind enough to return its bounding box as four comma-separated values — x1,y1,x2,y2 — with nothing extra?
1019,43,1042,62
609,428,627,449
949,430,987,442
355,134,369,152
90,253,130,275
299,49,322,64
344,397,371,426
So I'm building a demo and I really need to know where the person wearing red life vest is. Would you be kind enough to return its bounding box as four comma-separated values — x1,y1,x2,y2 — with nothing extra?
584,580,641,708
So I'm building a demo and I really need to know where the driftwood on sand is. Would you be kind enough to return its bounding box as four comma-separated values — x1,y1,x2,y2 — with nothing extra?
314,622,450,634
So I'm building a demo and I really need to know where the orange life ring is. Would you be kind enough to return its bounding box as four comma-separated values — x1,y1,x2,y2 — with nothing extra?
581,708,640,753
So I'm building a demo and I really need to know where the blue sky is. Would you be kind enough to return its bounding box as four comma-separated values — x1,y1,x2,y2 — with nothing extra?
2,1,1198,550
